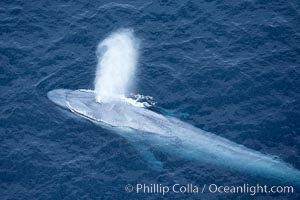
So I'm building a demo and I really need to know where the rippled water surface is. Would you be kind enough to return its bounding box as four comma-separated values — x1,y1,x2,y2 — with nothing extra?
1,0,300,199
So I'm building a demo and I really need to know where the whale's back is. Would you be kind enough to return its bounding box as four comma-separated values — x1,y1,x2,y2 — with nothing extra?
48,89,173,135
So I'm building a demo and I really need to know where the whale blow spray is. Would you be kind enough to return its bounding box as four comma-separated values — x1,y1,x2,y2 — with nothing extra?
94,29,139,102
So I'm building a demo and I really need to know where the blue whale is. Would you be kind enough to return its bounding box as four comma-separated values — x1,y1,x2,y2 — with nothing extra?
47,88,300,186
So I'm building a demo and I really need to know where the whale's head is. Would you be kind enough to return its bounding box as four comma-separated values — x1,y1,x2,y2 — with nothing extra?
47,89,72,108
48,89,97,109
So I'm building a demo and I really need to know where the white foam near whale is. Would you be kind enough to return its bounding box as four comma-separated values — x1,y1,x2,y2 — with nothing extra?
47,29,300,186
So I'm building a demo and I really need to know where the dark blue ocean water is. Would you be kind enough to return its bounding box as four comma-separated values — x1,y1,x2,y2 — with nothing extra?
1,0,300,199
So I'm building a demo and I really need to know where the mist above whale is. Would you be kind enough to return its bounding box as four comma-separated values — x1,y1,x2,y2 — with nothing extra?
94,29,139,102
47,29,300,186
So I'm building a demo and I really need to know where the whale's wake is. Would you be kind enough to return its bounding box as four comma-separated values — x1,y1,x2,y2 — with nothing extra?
47,29,300,187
